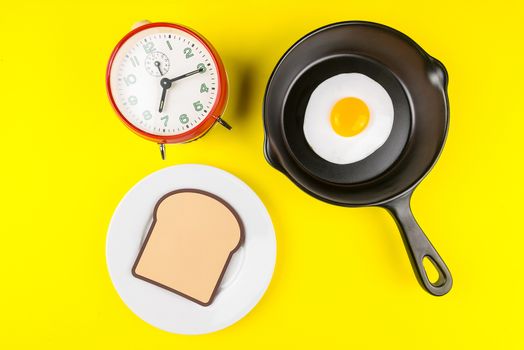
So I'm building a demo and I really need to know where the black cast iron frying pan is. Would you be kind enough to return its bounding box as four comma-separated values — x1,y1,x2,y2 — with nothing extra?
263,21,452,296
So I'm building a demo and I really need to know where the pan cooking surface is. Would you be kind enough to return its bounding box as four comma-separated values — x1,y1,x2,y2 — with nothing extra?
283,54,411,184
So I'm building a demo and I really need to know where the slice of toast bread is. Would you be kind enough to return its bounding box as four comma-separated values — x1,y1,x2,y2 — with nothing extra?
132,189,244,306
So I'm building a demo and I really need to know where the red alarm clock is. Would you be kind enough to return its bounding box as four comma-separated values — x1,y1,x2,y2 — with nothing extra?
106,21,230,159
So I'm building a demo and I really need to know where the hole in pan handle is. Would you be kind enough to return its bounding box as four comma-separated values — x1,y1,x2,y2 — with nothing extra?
384,191,453,296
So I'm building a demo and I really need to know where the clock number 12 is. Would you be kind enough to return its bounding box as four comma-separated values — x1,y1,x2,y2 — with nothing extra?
143,41,156,54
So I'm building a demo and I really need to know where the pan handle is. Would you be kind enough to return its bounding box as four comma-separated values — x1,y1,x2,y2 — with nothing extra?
384,191,452,296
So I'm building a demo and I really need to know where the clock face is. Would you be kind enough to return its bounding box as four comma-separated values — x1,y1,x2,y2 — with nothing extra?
108,25,221,137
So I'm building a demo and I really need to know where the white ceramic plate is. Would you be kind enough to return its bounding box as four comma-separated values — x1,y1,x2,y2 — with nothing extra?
106,164,276,334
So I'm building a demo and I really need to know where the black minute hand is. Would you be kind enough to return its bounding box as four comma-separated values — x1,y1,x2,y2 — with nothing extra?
168,67,203,82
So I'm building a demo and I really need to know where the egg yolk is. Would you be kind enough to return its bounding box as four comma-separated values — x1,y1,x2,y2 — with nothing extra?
330,97,370,137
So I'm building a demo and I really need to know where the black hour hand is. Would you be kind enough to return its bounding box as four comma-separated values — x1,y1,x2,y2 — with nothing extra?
158,86,168,113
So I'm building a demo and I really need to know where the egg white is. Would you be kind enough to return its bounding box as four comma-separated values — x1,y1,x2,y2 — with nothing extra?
303,73,394,165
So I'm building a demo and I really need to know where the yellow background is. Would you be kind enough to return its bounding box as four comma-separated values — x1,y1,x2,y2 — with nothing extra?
1,0,523,348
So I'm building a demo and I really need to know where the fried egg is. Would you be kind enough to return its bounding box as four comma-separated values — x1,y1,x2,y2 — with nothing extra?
303,73,394,164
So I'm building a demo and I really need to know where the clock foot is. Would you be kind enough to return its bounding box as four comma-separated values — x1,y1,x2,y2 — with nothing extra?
217,118,232,130
159,143,166,160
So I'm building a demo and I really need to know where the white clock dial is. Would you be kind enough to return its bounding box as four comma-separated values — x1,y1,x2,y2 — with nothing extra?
109,26,219,136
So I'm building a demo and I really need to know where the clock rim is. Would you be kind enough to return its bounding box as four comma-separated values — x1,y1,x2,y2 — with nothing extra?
106,22,228,144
